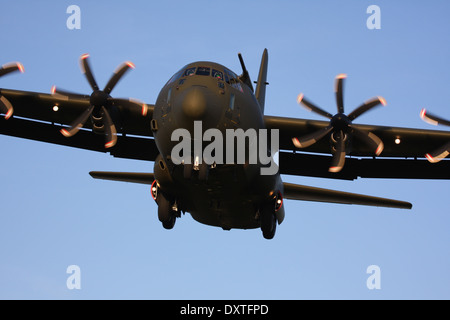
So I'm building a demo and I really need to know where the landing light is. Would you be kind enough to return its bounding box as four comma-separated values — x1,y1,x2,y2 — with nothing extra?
151,180,159,201
275,191,283,212
53,105,59,112
395,138,401,145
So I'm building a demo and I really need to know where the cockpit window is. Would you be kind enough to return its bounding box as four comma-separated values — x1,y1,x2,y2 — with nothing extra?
168,65,241,89
224,68,238,84
212,69,224,81
196,67,211,76
167,69,184,85
184,67,196,77
224,68,243,92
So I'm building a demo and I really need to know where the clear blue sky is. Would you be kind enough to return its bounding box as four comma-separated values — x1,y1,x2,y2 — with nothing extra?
0,0,449,299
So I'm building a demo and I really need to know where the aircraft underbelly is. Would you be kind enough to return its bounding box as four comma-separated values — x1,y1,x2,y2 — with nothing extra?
175,164,263,230
189,195,259,230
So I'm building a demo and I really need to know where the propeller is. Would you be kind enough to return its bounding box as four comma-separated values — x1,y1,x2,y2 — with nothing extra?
0,62,25,119
52,53,148,148
420,108,450,163
292,74,386,173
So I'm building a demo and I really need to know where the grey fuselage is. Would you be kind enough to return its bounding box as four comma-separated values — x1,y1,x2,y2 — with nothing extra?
151,61,284,230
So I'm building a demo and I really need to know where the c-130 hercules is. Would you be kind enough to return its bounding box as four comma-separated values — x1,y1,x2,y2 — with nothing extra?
1,49,450,239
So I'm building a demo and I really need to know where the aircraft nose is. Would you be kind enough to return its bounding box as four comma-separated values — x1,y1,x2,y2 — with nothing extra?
172,85,223,132
180,86,208,120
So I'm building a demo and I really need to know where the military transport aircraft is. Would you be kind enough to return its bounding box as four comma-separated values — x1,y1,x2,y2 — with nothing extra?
1,49,450,239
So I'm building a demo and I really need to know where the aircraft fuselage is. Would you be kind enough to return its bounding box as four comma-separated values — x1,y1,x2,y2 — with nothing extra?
151,61,284,230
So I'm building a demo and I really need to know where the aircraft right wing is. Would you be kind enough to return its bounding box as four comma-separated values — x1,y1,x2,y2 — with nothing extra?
0,88,159,162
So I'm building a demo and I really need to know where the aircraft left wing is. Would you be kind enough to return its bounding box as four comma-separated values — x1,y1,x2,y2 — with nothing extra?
265,115,450,180
0,88,159,161
90,171,154,184
283,182,411,209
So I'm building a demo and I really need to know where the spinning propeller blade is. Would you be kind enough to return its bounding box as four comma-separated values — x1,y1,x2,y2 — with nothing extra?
52,54,144,148
0,62,24,119
293,74,386,172
420,108,450,162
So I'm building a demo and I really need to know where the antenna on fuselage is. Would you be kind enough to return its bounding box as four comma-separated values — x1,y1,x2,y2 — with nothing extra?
237,52,254,93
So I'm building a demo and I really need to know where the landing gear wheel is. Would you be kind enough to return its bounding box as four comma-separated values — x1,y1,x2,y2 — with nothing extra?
260,205,277,240
158,193,176,230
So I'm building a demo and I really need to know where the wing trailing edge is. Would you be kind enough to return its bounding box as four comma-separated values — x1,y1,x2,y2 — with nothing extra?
283,182,412,209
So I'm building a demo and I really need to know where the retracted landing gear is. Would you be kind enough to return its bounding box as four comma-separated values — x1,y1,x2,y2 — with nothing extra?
260,192,283,240
158,193,177,229
151,180,179,230
260,204,277,240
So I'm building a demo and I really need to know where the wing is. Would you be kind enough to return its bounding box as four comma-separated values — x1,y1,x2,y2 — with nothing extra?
89,171,155,184
283,182,412,209
266,115,450,180
0,88,158,161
